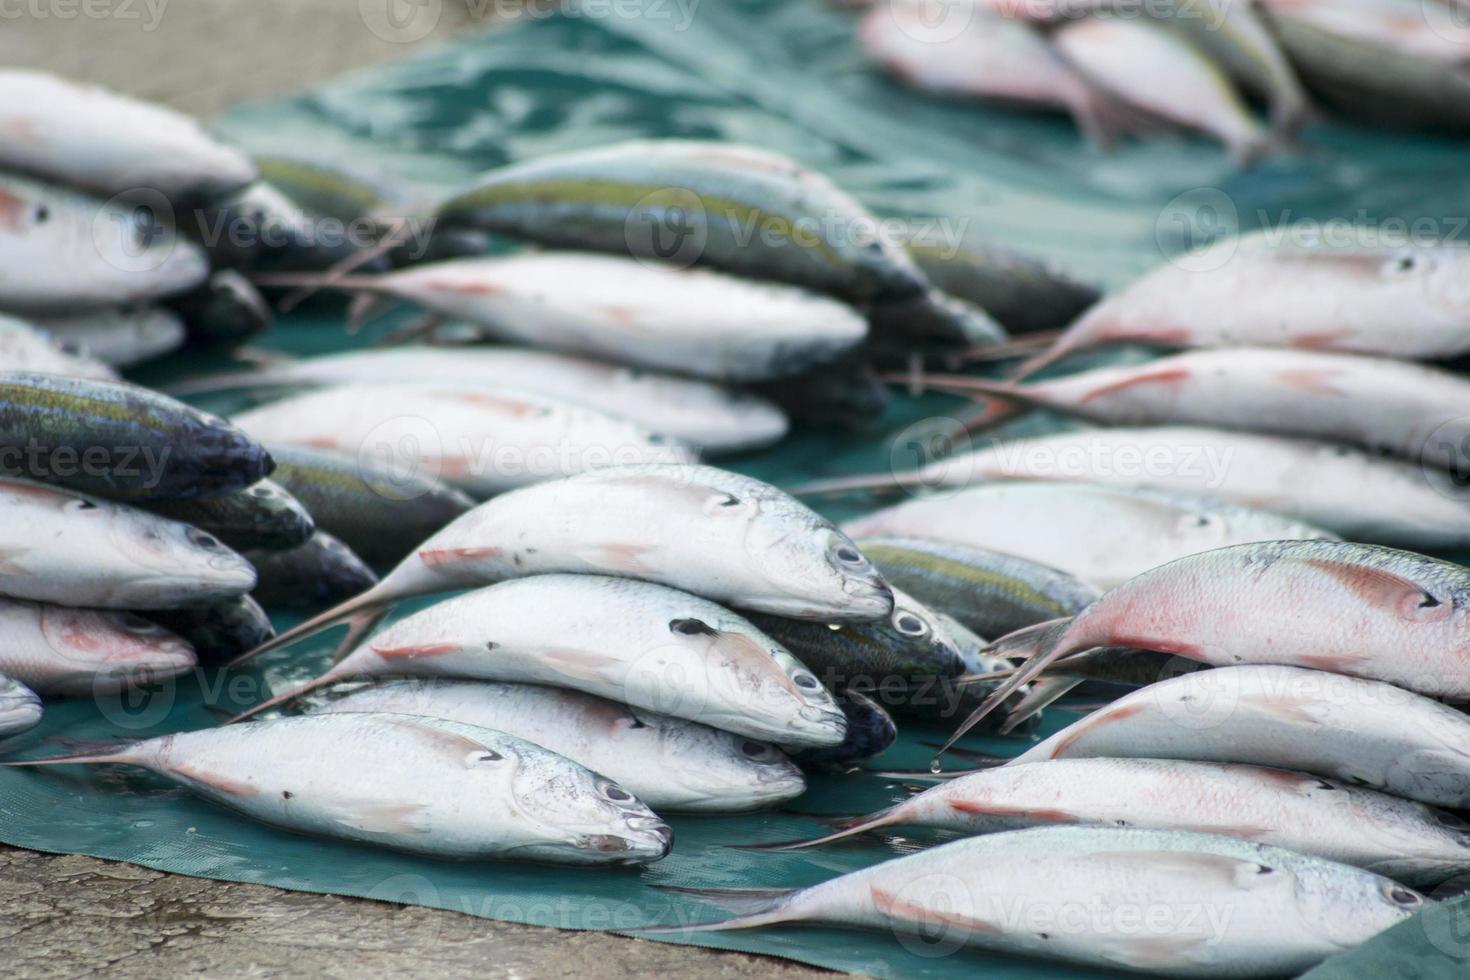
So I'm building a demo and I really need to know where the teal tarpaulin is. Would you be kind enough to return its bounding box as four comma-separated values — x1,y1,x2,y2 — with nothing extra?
4,3,1470,977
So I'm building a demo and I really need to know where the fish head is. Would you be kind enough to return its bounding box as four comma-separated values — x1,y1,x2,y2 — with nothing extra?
106,510,258,606
1289,858,1426,950
741,514,894,621
648,719,806,810
38,607,196,693
93,194,211,297
506,745,672,865
241,480,315,547
794,689,898,769
874,588,969,677
174,406,274,494
0,675,42,736
1385,243,1470,324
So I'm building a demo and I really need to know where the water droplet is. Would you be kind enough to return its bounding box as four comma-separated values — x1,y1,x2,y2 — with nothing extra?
929,758,943,774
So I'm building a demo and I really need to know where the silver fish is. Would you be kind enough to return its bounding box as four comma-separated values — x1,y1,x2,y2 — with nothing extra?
905,237,1099,335
0,313,117,380
261,253,869,383
661,826,1421,975
1012,665,1470,808
0,70,256,201
0,172,208,312
32,306,187,367
0,596,195,696
763,757,1470,886
231,383,691,498
843,482,1334,590
0,479,256,608
235,464,893,665
946,540,1470,748
315,679,807,812
232,574,848,749
5,713,672,864
171,346,791,455
0,674,41,738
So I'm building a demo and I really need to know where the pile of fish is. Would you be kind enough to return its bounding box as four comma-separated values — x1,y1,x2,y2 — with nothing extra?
0,66,1464,978
854,0,1470,160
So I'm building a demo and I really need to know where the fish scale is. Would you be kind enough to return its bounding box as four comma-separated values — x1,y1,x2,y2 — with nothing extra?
0,595,196,695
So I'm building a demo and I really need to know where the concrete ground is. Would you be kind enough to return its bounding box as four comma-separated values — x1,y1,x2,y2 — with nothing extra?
0,3,835,977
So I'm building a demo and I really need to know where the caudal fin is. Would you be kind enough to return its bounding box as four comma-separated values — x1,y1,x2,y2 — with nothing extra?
882,371,1035,431
224,663,354,724
788,471,913,498
273,217,414,312
226,586,392,670
637,886,802,935
2,740,142,768
731,807,899,852
998,675,1082,735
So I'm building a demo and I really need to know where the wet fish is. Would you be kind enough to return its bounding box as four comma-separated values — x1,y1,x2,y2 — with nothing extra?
789,689,898,770
946,540,1470,747
0,313,117,380
866,287,1007,350
1053,16,1271,163
253,155,406,227
432,140,927,304
856,536,1098,639
247,531,378,612
859,2,1134,147
234,464,892,666
231,574,848,749
0,674,41,738
166,269,273,350
231,382,689,497
141,479,313,552
1017,230,1470,376
0,172,208,312
0,479,256,608
189,179,379,274
260,253,869,383
660,826,1421,975
5,713,672,864
0,371,273,501
921,348,1470,470
749,355,890,432
0,596,195,695
33,306,187,368
763,757,1470,886
905,238,1099,334
143,595,275,664
171,347,791,455
315,679,807,812
1260,0,1470,131
823,426,1470,549
262,443,475,566
1011,665,1470,809
842,482,1335,590
0,70,255,201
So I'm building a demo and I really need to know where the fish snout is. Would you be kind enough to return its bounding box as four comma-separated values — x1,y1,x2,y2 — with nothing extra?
784,702,849,749
610,814,674,864
0,685,43,737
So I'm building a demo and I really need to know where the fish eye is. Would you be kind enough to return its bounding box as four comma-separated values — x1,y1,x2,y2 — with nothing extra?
893,612,928,636
118,613,164,634
1385,885,1422,907
1434,810,1468,828
34,204,49,223
187,529,222,550
832,544,867,567
670,618,716,637
792,671,820,691
66,498,99,512
470,749,503,764
740,740,774,759
598,779,634,803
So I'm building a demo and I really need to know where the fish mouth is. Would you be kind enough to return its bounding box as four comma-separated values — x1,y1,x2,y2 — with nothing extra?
779,704,849,749
114,568,254,607
582,817,673,864
839,575,895,620
0,698,43,737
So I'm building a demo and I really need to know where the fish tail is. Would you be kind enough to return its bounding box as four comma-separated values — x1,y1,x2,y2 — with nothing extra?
224,664,350,724
1,740,143,768
983,617,1074,661
787,471,911,498
934,620,1081,760
998,675,1082,735
884,371,1033,431
943,331,1060,368
225,586,391,670
163,368,294,397
248,272,381,293
866,765,994,780
730,807,898,851
273,218,414,312
637,886,802,935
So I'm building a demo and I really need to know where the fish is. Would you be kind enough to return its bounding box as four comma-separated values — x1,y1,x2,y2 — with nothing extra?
757,757,1470,886
166,269,273,350
232,464,893,666
230,382,690,497
920,348,1470,470
0,172,208,312
257,253,869,383
859,1,1137,147
855,536,1099,639
0,371,273,501
259,443,475,566
143,595,275,664
972,645,1205,690
1009,664,1470,809
229,574,849,748
142,479,315,552
0,674,41,738
188,179,380,275
943,540,1470,749
905,238,1100,334
0,478,256,608
1260,0,1470,131
818,426,1470,549
657,826,1421,975
314,679,807,812
4,712,672,864
0,313,117,380
169,347,791,456
431,140,928,305
253,154,408,227
247,532,378,612
866,287,1008,350
842,482,1336,590
1016,230,1470,376
748,355,890,432
0,596,196,696
32,306,187,368
789,689,898,770
0,70,256,201
1052,15,1271,163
